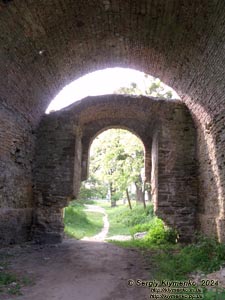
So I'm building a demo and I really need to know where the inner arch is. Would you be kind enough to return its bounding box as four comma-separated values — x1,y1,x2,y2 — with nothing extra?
87,128,146,207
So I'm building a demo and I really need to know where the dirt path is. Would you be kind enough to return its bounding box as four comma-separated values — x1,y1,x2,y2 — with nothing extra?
1,240,150,300
82,204,132,242
82,205,109,242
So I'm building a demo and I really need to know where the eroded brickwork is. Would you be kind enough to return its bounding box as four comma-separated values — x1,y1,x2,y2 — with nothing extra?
32,113,80,243
156,105,197,242
0,103,34,244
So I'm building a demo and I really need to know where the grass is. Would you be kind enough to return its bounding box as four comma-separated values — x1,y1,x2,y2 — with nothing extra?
93,200,154,238
0,271,33,296
151,236,225,280
0,272,17,286
0,268,33,296
201,288,225,299
64,200,104,239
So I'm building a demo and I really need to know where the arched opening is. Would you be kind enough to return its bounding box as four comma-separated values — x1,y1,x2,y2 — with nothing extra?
64,127,155,242
87,128,146,206
45,67,180,113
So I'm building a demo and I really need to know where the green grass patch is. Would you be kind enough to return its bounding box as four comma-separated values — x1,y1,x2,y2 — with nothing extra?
93,201,154,237
0,272,17,286
0,271,33,296
153,236,225,280
64,200,104,239
201,288,225,299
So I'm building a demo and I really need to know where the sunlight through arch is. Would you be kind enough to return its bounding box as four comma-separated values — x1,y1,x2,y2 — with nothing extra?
84,128,146,209
46,68,180,113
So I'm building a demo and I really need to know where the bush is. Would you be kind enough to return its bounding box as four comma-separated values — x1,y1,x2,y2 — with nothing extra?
130,217,177,245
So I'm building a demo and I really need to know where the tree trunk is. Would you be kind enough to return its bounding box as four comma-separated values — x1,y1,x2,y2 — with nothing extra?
147,190,151,202
126,188,132,210
109,183,116,207
135,183,146,209
142,182,147,209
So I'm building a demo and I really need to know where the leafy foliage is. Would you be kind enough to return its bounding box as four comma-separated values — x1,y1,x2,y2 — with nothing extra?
114,76,173,99
130,217,177,245
79,176,108,200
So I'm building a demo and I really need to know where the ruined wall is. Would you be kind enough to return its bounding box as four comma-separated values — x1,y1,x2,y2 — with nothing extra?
156,106,197,242
0,103,34,245
32,95,198,243
194,109,225,242
32,112,80,243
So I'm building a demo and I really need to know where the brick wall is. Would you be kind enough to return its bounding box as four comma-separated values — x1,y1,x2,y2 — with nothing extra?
0,103,34,244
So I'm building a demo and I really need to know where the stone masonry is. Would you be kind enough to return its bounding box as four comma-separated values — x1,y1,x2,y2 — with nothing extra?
33,95,197,243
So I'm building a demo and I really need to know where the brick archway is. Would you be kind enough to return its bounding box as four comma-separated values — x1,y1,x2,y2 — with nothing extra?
33,95,197,243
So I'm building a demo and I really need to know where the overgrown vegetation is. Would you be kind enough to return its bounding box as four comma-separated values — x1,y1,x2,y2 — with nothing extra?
149,236,225,299
153,236,225,280
95,201,154,237
64,200,104,239
64,198,225,299
93,201,225,299
96,201,177,246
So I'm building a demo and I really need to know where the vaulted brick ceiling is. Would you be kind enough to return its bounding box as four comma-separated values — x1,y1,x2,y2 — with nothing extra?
1,1,225,124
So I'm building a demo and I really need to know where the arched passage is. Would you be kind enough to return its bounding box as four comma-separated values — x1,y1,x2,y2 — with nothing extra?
1,1,225,244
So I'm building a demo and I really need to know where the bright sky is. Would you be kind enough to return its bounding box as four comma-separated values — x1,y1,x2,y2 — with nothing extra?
46,67,179,113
